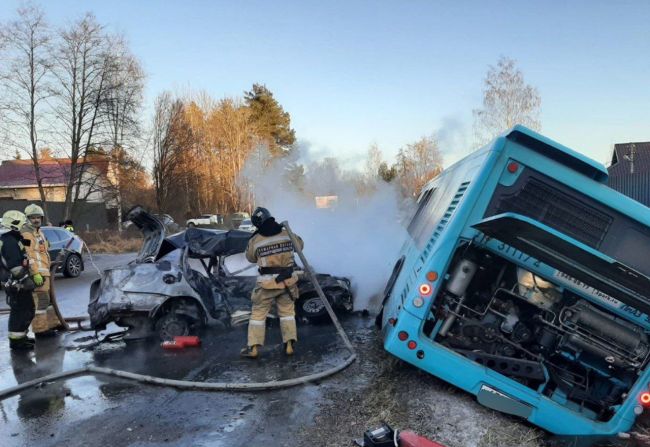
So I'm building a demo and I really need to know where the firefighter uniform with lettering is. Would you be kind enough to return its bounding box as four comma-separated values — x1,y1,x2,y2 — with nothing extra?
22,204,61,335
1,210,36,350
241,207,303,359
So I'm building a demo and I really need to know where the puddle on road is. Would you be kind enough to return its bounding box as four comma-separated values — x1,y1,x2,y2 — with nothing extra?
0,316,365,445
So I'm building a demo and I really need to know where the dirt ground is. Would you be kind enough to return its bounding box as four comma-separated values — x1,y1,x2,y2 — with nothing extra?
297,324,547,447
296,321,650,447
81,230,142,253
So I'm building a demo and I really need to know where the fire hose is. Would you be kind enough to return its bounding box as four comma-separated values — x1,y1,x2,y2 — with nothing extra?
0,221,357,400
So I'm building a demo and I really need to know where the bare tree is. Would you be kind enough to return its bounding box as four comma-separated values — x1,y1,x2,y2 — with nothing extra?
51,13,112,219
473,56,541,145
103,35,145,152
364,143,383,181
101,36,145,227
151,91,184,212
396,135,443,198
0,5,53,219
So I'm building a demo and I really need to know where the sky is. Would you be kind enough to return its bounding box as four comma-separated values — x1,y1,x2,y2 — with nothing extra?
1,0,648,168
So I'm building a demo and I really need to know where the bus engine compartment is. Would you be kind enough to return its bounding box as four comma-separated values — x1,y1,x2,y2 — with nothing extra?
427,245,650,421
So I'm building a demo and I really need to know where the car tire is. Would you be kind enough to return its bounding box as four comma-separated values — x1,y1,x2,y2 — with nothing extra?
187,222,195,228
296,294,330,323
155,312,191,341
63,253,83,278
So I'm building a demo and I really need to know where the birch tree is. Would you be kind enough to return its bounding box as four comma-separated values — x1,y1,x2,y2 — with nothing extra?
396,135,443,198
0,6,53,219
364,143,383,181
473,57,541,145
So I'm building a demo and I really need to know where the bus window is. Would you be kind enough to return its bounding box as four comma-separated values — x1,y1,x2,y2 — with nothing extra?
407,172,465,250
407,187,435,237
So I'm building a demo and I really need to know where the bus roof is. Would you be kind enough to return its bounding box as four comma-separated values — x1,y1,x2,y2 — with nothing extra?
506,125,609,183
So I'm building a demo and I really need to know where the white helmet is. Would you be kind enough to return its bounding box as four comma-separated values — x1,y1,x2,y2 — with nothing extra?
2,210,27,231
25,203,44,217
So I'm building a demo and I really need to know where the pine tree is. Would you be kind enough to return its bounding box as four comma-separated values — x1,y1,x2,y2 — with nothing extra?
244,84,296,156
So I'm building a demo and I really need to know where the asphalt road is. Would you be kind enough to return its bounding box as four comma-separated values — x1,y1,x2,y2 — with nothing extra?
0,253,373,447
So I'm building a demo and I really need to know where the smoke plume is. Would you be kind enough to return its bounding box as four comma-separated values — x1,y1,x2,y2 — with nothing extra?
238,144,408,311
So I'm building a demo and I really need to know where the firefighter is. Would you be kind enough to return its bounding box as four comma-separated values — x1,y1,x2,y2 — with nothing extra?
241,207,303,359
63,220,74,233
1,210,36,350
22,204,61,336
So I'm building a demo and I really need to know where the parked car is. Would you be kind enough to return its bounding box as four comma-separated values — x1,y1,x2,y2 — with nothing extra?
226,212,250,229
0,226,85,278
88,206,353,340
186,214,221,228
237,219,255,232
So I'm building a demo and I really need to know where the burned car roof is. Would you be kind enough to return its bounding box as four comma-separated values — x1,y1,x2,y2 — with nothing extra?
163,227,252,259
126,206,252,261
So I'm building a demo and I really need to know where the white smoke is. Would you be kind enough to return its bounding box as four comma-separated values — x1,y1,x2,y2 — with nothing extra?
436,116,471,167
238,143,408,311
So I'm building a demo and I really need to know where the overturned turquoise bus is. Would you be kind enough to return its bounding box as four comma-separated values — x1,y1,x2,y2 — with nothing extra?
379,126,650,436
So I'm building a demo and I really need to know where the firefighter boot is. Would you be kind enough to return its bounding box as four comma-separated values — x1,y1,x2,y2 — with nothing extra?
240,345,259,359
10,337,35,351
34,330,58,338
285,340,294,356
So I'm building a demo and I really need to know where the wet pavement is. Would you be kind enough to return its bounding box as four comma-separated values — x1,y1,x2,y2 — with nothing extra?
0,253,370,446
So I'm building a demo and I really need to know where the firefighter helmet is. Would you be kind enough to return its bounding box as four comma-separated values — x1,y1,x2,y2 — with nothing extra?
2,210,27,231
251,207,272,228
24,204,44,217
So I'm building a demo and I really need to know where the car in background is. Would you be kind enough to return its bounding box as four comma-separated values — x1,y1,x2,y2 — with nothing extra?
186,214,221,228
237,219,255,232
225,212,250,229
0,226,85,278
41,226,85,277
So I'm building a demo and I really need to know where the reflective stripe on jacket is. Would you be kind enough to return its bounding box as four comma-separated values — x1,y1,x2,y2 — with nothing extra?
21,225,50,276
245,229,304,288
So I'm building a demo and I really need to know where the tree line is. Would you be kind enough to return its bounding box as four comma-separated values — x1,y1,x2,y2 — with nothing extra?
150,84,297,218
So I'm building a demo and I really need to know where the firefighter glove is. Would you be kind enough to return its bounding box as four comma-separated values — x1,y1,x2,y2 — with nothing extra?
33,273,44,287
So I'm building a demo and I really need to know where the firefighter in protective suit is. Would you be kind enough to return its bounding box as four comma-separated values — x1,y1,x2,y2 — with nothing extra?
241,207,303,359
22,204,62,335
1,210,36,350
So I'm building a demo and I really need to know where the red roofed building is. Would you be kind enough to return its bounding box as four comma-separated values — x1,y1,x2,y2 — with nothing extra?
0,155,118,207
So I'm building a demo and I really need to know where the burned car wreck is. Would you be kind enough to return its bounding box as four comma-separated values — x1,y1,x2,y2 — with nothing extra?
88,207,354,340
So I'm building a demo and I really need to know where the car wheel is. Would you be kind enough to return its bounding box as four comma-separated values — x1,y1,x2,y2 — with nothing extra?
155,312,191,341
187,222,195,228
297,294,329,322
63,253,83,278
